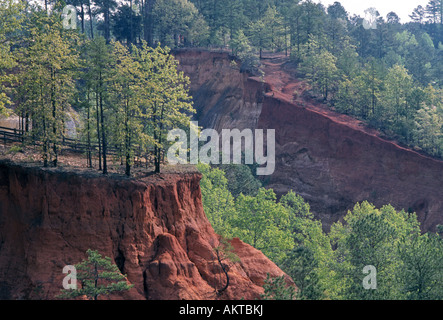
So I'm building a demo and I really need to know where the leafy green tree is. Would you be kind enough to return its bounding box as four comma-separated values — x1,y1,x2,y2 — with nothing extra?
219,0,246,46
329,202,421,300
413,101,443,157
0,0,24,115
83,36,113,174
261,274,296,300
230,29,253,57
232,188,293,264
280,190,335,299
279,190,312,221
133,43,195,173
93,0,117,42
300,38,339,100
16,13,79,167
58,249,134,300
112,4,142,44
152,0,208,47
261,5,285,52
325,2,349,55
280,246,323,300
380,64,414,137
299,0,326,42
215,163,262,198
354,58,384,121
398,232,443,300
109,41,148,176
248,13,270,59
197,163,237,238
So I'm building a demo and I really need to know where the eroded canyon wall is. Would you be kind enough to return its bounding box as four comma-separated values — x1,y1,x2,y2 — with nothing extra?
0,161,291,300
174,49,443,232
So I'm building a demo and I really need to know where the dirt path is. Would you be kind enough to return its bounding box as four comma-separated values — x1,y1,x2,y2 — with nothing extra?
258,53,385,139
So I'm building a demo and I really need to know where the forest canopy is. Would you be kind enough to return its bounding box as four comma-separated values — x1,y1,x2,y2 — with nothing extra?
1,0,442,165
198,163,443,300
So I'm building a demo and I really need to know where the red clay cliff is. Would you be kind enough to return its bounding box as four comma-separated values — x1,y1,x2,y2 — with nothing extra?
0,160,292,300
174,49,443,232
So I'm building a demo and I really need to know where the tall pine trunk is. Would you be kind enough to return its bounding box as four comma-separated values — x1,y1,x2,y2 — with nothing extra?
51,69,58,167
87,0,94,39
96,91,102,171
143,0,155,46
87,92,92,168
99,87,107,174
80,2,85,34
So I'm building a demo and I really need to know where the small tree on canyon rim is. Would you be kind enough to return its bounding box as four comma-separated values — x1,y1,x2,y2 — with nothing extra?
58,249,133,300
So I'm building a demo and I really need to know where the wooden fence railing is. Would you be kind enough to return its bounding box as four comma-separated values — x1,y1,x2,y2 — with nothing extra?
0,126,121,157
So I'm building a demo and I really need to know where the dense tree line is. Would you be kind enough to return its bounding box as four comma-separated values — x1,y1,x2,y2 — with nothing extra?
53,0,443,158
12,0,441,159
0,1,195,175
198,163,443,300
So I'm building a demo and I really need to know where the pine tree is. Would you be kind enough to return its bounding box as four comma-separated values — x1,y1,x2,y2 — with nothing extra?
152,0,205,47
426,0,441,24
109,41,147,176
112,4,142,44
132,43,194,173
0,0,25,115
58,249,134,300
16,13,79,167
410,5,426,23
300,37,339,101
380,64,414,136
93,0,117,42
83,36,113,174
261,274,296,300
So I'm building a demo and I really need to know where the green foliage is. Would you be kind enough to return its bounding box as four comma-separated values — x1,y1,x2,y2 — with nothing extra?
280,246,323,300
199,163,443,300
0,0,24,115
152,0,209,47
300,38,339,100
112,4,142,44
198,164,294,264
398,233,443,299
15,12,79,167
261,274,296,300
108,41,147,176
58,249,133,300
233,188,293,264
248,5,284,57
328,201,430,300
132,42,195,173
197,163,237,238
215,163,262,197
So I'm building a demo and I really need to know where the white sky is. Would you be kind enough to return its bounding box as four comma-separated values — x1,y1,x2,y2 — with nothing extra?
312,0,431,22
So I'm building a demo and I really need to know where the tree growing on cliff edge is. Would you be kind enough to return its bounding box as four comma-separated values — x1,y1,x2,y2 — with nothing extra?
0,0,24,116
15,13,79,168
58,249,133,300
133,43,194,174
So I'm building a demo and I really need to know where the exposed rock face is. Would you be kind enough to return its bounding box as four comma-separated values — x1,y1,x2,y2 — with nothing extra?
175,50,443,232
174,49,266,131
0,161,292,300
